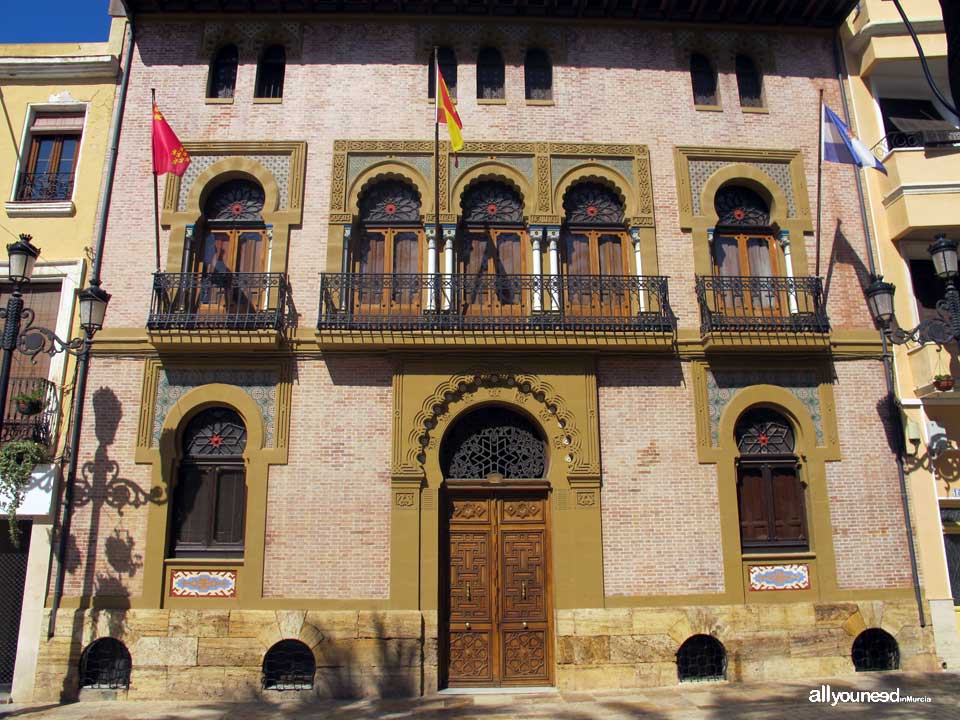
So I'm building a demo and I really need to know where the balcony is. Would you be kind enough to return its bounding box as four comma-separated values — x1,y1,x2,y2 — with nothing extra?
317,273,675,335
148,272,293,334
2,377,58,447
14,172,75,202
695,276,830,335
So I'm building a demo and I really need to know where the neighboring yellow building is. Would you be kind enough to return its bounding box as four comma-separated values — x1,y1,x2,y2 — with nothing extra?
0,13,126,701
842,0,960,667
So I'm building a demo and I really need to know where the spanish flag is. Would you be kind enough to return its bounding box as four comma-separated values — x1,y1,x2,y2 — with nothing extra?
152,104,191,177
436,66,463,152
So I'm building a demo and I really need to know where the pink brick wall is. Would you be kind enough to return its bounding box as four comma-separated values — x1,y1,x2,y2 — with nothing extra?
828,359,913,589
598,358,724,596
263,356,393,599
100,21,875,333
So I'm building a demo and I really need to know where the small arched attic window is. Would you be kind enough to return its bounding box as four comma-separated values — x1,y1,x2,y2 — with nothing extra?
477,47,505,100
428,47,457,100
207,45,238,99
255,45,286,99
525,48,552,101
735,54,764,108
690,52,718,107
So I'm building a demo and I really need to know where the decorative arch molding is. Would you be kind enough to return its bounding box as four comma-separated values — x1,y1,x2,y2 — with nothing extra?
185,158,281,219
348,161,434,218
699,164,789,230
717,385,818,460
451,162,534,218
553,163,635,222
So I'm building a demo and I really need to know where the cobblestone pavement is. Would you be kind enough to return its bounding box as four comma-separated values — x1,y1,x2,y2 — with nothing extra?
2,672,958,720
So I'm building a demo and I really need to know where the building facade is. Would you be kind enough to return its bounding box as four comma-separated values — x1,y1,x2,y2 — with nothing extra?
841,0,960,667
0,17,127,701
34,0,942,700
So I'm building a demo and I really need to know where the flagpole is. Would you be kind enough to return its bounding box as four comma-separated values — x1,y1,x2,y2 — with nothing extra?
815,88,824,278
151,88,162,274
434,46,441,311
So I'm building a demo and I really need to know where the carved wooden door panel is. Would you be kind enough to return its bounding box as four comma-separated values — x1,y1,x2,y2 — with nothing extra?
446,493,551,687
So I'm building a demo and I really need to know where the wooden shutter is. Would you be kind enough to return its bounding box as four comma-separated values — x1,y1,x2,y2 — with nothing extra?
737,465,769,544
598,234,624,276
172,465,213,552
213,467,246,547
770,466,806,542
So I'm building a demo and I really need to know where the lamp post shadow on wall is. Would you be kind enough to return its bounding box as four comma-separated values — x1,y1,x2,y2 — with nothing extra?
0,234,112,638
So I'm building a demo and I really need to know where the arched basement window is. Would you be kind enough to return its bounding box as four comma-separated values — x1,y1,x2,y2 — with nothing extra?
676,635,726,682
79,638,132,690
262,640,316,690
477,47,505,100
852,629,900,671
525,48,552,100
690,52,718,106
441,405,545,480
255,45,286,99
735,407,808,553
207,45,238,99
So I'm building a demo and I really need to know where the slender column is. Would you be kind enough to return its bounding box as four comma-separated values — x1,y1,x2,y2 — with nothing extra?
530,226,544,312
546,226,560,311
778,229,799,314
442,225,456,311
425,226,438,311
630,227,645,312
341,225,352,313
0,287,24,433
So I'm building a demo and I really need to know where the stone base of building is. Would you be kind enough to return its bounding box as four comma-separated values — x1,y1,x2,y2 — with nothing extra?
35,600,939,702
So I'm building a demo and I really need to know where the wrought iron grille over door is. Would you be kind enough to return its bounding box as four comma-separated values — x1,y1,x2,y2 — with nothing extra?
441,406,545,480
445,493,552,687
0,521,30,687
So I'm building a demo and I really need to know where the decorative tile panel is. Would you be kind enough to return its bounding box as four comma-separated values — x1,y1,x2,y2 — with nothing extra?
706,368,822,447
689,159,795,217
152,367,278,447
450,155,534,196
748,564,810,591
170,569,237,598
178,154,290,211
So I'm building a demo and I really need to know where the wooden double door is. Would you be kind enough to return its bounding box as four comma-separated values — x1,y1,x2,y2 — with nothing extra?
444,490,552,687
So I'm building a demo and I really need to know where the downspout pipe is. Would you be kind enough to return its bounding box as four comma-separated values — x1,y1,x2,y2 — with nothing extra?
833,33,925,628
47,6,135,639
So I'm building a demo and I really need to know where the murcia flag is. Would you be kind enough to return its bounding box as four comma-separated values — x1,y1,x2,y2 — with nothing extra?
436,66,463,152
152,104,191,177
821,104,886,174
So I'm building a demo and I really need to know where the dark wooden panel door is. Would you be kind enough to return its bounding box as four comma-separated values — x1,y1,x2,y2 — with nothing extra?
445,493,551,687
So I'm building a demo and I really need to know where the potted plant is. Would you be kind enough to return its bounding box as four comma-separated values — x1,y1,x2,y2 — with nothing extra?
934,374,955,392
13,386,45,416
0,440,47,547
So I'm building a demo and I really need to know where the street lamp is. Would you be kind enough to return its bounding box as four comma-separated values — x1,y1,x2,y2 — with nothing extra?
0,234,111,435
865,233,960,346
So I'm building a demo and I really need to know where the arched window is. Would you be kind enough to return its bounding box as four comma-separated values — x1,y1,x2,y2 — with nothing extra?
80,638,132,690
735,54,763,108
428,47,457,99
255,45,286,99
561,182,630,315
477,47,505,100
852,629,900,671
262,640,316,690
690,52,718,106
441,405,546,480
676,635,726,682
207,45,238,99
735,408,808,553
187,179,269,318
525,48,552,101
354,179,423,311
459,181,526,315
170,407,248,558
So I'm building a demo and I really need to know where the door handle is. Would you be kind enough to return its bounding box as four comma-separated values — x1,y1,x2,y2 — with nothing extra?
521,580,527,601
466,581,472,601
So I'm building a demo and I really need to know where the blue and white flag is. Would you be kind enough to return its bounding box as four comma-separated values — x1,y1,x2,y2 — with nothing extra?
821,104,887,174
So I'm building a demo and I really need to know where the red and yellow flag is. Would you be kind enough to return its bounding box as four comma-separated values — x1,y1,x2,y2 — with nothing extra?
436,66,463,152
152,104,191,177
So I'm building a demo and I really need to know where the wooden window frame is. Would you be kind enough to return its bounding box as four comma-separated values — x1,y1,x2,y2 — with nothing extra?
712,229,783,316
560,227,632,317
353,224,425,312
736,457,808,554
170,458,247,559
18,132,81,202
459,225,528,317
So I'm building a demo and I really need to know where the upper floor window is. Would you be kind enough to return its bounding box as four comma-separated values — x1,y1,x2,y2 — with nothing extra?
170,407,248,558
878,97,960,149
690,52,718,106
255,45,285,99
207,45,238,99
908,258,945,324
477,47,505,100
735,408,808,553
524,48,552,101
735,54,763,108
15,112,84,202
712,185,776,278
428,47,457,100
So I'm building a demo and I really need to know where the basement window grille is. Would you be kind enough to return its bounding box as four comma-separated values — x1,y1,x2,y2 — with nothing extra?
852,629,900,672
676,634,727,683
262,639,316,691
79,638,131,690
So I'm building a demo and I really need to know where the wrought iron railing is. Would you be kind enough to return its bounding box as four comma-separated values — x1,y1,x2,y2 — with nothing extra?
1,377,58,446
148,272,292,332
871,129,960,158
14,172,75,202
695,275,829,334
317,273,675,332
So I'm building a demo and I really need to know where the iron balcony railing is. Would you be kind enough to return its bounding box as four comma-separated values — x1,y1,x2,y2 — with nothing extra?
15,172,75,202
148,272,292,331
2,377,58,447
695,275,829,334
318,273,675,332
871,129,960,158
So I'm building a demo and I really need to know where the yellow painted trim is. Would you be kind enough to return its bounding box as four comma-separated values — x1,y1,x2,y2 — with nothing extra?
449,160,535,218
552,162,638,222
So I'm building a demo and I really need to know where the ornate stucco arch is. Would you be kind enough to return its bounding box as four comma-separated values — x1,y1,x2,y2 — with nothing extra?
699,163,790,230
451,162,534,218
553,163,636,221
348,160,434,217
